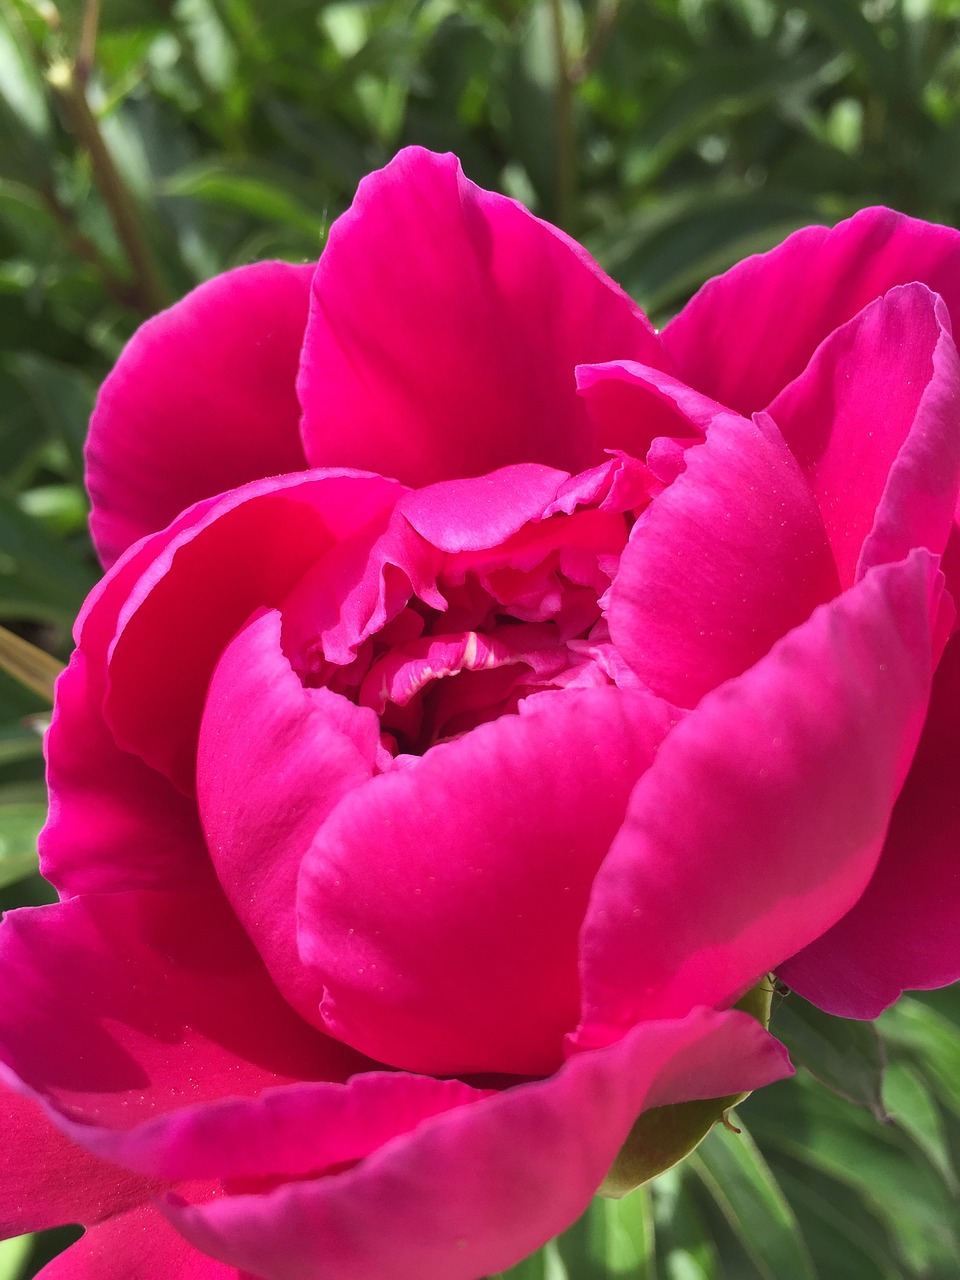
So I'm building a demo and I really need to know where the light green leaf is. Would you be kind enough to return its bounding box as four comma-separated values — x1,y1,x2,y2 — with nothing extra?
0,779,45,888
651,1166,719,1280
882,1060,958,1192
880,997,960,1118
0,1232,32,1280
688,1121,815,1280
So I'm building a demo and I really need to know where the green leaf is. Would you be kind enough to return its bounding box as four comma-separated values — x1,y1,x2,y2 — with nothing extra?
0,723,44,766
651,1166,720,1280
772,1166,903,1280
0,482,96,625
772,993,887,1117
688,1121,815,1280
11,352,97,486
0,1233,32,1280
882,1060,958,1193
880,996,960,1118
748,1075,958,1274
162,161,322,239
0,778,45,888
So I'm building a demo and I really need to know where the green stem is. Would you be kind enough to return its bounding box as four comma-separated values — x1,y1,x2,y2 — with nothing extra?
47,57,169,316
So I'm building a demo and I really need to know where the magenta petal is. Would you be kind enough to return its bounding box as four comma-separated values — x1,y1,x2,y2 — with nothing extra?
42,501,230,896
0,890,359,1135
102,472,402,792
40,651,209,898
780,632,960,1015
299,687,680,1076
398,464,570,553
575,360,725,457
61,1073,491,1183
765,283,960,586
35,1205,246,1280
662,206,960,414
88,262,314,569
198,609,378,1018
608,411,840,708
0,1077,163,1237
575,551,943,1051
297,147,667,487
163,1009,790,1280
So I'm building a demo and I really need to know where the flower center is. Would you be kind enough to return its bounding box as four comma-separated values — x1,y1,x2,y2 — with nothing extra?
289,504,631,757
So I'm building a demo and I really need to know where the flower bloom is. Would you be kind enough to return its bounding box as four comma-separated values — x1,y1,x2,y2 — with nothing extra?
2,148,960,1279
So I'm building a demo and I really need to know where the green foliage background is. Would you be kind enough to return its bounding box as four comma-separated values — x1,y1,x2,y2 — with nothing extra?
1,0,960,1275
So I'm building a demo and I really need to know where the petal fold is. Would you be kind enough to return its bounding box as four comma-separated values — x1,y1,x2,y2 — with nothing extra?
0,890,360,1139
765,283,960,586
198,609,378,1018
608,411,839,708
36,1204,247,1280
0,1076,162,1238
163,1010,789,1280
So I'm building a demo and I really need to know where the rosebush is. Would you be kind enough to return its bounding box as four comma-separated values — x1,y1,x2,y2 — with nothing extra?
2,147,960,1279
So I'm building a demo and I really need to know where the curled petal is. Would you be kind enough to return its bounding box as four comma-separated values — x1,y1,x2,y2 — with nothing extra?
607,411,839,708
198,609,378,1018
101,472,402,792
56,1072,491,1184
164,1009,790,1280
765,283,960,586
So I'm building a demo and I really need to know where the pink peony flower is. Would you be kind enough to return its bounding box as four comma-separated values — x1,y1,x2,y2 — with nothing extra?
2,147,960,1279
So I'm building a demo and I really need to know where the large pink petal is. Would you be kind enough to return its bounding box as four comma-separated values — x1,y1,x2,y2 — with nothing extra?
101,471,402,793
88,262,314,569
42,499,230,897
663,206,960,415
36,1204,247,1280
765,283,960,586
41,651,209,898
574,551,943,1052
55,1072,490,1183
163,1009,790,1280
607,411,839,708
197,609,378,1018
297,147,667,487
0,890,361,1136
299,686,680,1077
779,631,960,1015
0,1077,162,1237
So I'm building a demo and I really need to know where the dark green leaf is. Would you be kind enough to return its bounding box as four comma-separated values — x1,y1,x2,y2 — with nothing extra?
772,993,887,1118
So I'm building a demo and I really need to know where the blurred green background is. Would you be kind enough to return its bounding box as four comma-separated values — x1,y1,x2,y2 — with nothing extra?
2,0,960,1276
